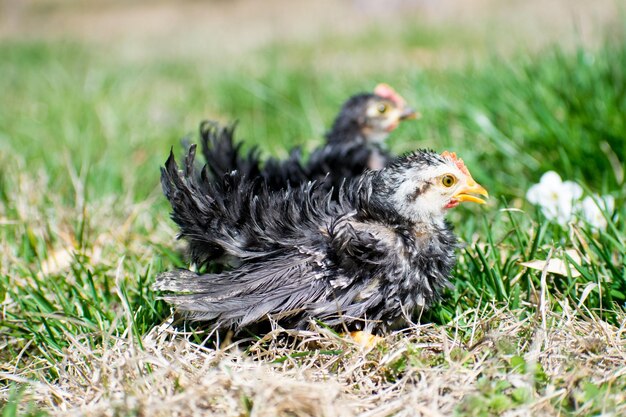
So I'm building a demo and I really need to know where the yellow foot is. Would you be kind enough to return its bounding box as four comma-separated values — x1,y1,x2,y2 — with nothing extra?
349,331,385,348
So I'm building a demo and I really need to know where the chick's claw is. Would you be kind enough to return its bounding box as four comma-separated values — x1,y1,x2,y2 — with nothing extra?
349,331,385,348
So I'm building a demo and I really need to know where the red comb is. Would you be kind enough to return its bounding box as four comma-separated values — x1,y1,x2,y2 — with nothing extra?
374,83,406,107
441,151,470,176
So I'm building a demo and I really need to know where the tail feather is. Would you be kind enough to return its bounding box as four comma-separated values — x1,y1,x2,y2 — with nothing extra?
198,120,385,196
161,145,259,267
161,137,361,270
199,120,314,192
262,148,308,190
199,120,262,179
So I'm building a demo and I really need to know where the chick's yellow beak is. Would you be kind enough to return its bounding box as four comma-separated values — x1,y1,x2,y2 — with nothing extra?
399,107,421,120
454,179,489,205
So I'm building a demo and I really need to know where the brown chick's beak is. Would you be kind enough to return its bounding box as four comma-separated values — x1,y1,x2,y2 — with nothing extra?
454,180,489,205
400,107,420,120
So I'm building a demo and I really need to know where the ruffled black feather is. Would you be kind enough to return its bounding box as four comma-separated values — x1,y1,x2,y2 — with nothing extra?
199,92,392,194
156,146,457,333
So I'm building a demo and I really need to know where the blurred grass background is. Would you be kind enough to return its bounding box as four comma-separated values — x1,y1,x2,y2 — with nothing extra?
0,0,623,199
1,1,625,414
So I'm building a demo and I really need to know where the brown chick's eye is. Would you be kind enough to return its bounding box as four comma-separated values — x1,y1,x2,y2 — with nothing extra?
377,103,388,113
442,175,456,187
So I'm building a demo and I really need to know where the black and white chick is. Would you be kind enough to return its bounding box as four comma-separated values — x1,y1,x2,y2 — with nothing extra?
156,146,487,334
200,83,418,191
307,83,418,184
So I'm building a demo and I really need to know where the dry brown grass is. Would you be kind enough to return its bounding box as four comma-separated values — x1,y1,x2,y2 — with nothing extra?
1,147,625,416
3,304,624,416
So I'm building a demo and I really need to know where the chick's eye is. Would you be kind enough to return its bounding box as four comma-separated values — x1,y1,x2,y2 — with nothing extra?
377,103,388,113
442,174,456,187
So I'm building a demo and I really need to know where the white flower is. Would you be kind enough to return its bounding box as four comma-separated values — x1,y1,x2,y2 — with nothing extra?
579,194,615,231
526,171,616,231
526,171,583,226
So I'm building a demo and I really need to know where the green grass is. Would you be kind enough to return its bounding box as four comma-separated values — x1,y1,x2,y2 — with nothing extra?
1,26,625,416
